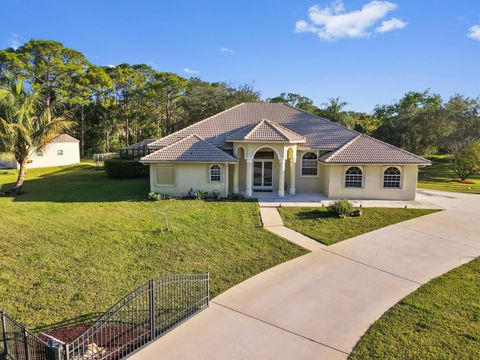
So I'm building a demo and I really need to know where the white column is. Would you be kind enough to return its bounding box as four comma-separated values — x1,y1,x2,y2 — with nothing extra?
289,157,296,195
225,163,229,197
233,162,239,193
278,158,285,198
245,158,253,197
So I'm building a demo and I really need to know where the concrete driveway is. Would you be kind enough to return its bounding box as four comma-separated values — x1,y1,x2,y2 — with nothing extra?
131,190,480,360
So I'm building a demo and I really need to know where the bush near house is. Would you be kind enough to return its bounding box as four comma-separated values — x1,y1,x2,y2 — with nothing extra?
104,159,149,179
328,199,355,218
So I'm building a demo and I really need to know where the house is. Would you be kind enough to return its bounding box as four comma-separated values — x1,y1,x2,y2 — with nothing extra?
140,103,430,200
0,134,80,169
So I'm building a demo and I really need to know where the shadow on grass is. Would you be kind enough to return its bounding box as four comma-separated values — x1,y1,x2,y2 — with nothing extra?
1,164,149,203
295,209,336,220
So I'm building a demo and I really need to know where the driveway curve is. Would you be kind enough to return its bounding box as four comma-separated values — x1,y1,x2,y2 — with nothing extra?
131,190,480,359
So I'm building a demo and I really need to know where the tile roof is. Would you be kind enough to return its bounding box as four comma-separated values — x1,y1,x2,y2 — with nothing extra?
140,135,237,163
51,134,79,143
124,139,156,149
226,119,306,142
319,135,431,165
148,103,358,150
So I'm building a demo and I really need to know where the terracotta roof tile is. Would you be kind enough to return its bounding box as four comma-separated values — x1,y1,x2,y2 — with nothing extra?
149,103,358,149
140,135,237,163
319,135,431,165
226,119,305,142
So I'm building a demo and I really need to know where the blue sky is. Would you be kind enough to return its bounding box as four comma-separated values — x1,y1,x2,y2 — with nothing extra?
2,0,480,112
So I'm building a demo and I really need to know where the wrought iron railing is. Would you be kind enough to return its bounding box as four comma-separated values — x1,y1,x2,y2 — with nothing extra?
1,312,59,360
1,273,209,360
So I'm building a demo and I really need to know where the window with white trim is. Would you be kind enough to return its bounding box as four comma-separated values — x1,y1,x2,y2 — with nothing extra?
57,149,63,156
383,167,401,188
210,164,221,182
345,166,363,188
301,152,318,176
156,165,175,186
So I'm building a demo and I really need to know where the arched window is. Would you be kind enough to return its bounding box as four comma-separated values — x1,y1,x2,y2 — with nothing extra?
345,167,363,188
209,164,221,182
301,152,318,176
383,167,401,188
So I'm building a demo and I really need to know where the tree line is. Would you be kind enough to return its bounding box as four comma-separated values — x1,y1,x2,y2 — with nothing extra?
1,39,479,159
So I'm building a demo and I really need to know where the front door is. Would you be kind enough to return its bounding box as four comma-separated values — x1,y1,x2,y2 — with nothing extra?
253,160,273,190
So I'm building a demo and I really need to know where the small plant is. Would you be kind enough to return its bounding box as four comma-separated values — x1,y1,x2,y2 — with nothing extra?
147,192,170,201
328,199,354,218
228,193,246,201
193,190,208,200
207,190,220,200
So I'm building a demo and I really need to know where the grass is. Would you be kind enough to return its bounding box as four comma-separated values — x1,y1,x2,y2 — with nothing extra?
278,207,438,246
0,163,307,328
418,156,480,194
350,257,480,359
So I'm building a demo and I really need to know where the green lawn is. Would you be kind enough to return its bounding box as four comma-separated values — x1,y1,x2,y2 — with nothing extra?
418,157,480,194
0,163,307,329
350,257,480,359
278,207,438,246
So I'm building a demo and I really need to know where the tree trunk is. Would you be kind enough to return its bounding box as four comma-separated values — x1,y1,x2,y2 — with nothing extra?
80,106,85,157
6,160,28,195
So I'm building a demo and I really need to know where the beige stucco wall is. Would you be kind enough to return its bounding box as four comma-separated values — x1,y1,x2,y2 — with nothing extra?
149,163,229,197
0,142,80,169
325,164,418,200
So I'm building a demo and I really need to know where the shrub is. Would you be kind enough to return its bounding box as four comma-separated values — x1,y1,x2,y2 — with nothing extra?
228,193,246,201
452,140,480,182
104,159,149,179
147,192,170,201
328,199,354,218
193,190,208,200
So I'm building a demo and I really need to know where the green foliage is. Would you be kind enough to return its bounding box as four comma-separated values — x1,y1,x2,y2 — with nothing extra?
147,192,170,201
452,140,480,181
0,163,306,327
328,199,355,218
228,193,247,201
279,207,438,246
104,159,149,179
418,158,480,194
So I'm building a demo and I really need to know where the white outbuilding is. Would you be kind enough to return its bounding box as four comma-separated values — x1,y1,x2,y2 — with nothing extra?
0,134,80,169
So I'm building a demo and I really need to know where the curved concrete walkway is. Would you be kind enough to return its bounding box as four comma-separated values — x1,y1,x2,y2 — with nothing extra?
131,190,480,360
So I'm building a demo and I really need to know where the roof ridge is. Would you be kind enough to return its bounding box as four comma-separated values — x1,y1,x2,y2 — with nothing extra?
322,134,362,162
359,134,431,163
281,102,360,136
244,119,268,139
265,119,306,141
149,103,246,148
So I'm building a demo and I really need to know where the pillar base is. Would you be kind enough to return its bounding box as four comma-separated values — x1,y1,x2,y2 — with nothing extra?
289,188,296,195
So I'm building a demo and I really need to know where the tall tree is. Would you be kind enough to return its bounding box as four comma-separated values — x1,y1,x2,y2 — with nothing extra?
0,78,73,193
0,40,90,112
267,93,317,113
317,97,353,128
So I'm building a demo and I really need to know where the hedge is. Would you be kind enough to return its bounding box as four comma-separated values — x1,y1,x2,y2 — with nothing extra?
104,159,149,179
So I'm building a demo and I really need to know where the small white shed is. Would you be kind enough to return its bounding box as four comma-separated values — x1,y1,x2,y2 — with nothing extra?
0,134,80,169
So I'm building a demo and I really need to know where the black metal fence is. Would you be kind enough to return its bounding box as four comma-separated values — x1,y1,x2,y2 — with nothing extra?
119,147,154,160
1,312,59,360
1,274,209,360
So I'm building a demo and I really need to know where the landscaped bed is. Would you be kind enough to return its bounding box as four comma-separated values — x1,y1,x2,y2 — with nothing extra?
350,256,480,359
278,206,438,246
0,162,307,329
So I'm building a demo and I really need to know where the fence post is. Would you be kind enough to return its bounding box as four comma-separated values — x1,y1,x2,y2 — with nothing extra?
207,273,210,306
148,280,156,340
23,328,30,360
1,312,8,354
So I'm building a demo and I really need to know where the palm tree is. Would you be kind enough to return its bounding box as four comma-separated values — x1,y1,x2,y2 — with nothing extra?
0,78,73,194
319,97,353,128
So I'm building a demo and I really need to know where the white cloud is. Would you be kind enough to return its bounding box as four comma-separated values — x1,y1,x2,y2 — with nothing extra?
295,1,407,40
184,67,200,74
375,17,407,33
220,47,235,54
468,25,480,41
8,32,21,49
